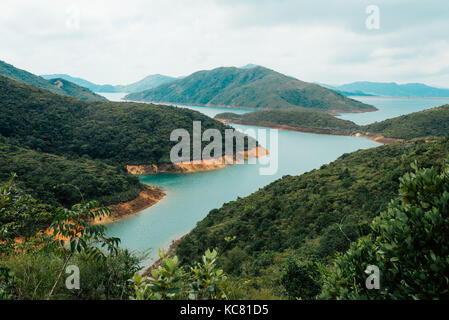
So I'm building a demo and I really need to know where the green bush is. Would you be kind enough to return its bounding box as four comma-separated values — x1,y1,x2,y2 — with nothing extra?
281,261,322,300
131,249,228,300
0,175,52,243
1,249,141,300
321,160,449,299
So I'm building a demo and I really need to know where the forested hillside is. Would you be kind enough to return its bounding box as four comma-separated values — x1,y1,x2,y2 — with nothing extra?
126,66,376,113
215,110,360,135
0,138,144,209
42,73,176,93
0,75,239,166
362,104,449,139
216,104,449,141
176,138,449,298
0,60,106,102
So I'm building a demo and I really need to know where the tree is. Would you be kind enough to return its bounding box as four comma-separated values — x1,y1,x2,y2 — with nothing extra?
131,249,228,300
45,201,120,299
281,261,322,300
321,160,449,299
0,174,52,247
0,267,18,300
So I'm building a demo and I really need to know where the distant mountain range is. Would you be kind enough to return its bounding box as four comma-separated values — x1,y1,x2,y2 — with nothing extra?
0,60,106,102
126,66,376,114
336,81,449,98
41,73,176,93
316,83,375,97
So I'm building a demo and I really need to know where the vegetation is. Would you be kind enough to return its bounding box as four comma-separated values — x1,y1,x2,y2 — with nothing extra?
126,66,376,113
362,104,449,139
0,75,243,166
42,73,176,93
3,60,449,300
131,249,228,300
0,60,106,101
321,160,449,299
0,175,52,245
176,138,449,298
218,104,449,142
0,139,144,208
1,249,141,300
215,109,360,135
0,180,142,300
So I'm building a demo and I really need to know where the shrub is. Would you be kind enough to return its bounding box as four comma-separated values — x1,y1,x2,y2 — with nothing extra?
321,160,449,299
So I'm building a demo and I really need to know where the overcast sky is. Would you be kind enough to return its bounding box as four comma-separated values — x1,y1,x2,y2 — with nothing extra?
1,0,449,87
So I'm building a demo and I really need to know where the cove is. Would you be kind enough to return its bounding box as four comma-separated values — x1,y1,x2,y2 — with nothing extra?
103,101,380,265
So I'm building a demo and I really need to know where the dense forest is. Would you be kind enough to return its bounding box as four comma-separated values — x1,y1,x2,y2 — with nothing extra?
2,67,449,300
126,66,376,113
216,104,449,141
0,75,248,166
0,138,144,209
215,110,360,135
0,60,106,102
176,138,449,298
361,104,449,139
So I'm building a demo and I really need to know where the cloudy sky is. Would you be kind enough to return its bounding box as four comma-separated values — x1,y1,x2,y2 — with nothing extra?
1,0,449,87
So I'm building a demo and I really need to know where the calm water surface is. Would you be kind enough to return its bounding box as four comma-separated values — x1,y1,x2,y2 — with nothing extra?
339,96,449,125
98,93,445,266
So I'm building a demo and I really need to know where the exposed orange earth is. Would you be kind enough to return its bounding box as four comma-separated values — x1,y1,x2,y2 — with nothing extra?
126,146,269,175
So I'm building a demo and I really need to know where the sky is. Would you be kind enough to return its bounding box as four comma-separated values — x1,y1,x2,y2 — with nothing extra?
1,0,449,87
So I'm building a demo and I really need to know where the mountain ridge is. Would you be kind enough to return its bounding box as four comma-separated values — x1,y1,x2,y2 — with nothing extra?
0,60,106,102
338,81,449,98
41,73,176,93
0,75,241,167
125,66,376,114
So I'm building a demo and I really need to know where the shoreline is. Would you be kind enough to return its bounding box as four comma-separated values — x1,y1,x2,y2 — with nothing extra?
126,146,269,175
215,118,402,145
124,98,378,114
348,95,449,100
142,234,188,276
92,186,166,225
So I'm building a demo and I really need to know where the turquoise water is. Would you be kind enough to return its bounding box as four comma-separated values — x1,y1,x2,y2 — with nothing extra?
97,92,254,117
339,96,449,125
101,94,447,266
105,115,379,265
97,92,128,102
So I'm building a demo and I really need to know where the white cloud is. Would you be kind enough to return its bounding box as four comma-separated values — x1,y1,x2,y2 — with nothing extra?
0,0,448,87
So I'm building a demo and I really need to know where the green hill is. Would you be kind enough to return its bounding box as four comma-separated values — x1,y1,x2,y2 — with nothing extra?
125,66,376,113
217,104,449,141
116,74,176,93
0,138,143,209
339,81,449,98
361,104,449,139
175,138,449,298
0,60,106,102
42,73,176,93
41,73,117,93
215,109,360,135
0,75,242,166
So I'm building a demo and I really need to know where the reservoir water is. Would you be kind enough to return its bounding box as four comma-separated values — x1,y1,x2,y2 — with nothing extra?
98,92,448,265
339,96,449,125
